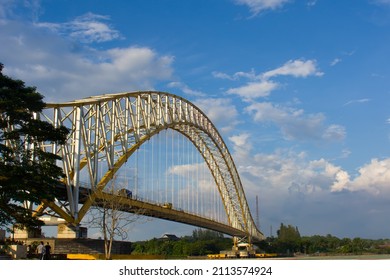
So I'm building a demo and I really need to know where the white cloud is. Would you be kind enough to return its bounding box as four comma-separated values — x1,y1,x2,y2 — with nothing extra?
330,168,350,192
36,12,122,43
235,149,347,197
262,59,324,79
0,20,174,102
229,133,251,148
234,0,291,15
212,71,236,80
230,134,390,237
168,162,205,177
340,149,351,159
216,59,323,101
168,162,216,201
343,98,371,106
167,81,206,97
195,98,239,133
284,158,390,195
245,102,298,122
213,69,257,81
347,158,390,195
330,58,341,66
323,124,346,141
245,102,346,141
229,133,252,157
233,142,390,199
226,80,278,100
216,60,322,82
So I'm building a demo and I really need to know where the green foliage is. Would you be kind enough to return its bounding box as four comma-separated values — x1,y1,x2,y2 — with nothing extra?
0,63,69,231
131,229,232,257
192,228,224,240
267,223,302,254
277,223,301,241
131,225,390,257
257,223,390,256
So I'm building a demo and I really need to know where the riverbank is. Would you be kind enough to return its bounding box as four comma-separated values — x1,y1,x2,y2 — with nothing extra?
280,254,390,260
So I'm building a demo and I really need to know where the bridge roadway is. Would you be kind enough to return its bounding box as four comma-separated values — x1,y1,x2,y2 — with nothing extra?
54,184,250,240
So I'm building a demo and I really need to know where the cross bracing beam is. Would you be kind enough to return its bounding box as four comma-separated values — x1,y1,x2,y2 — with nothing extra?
38,91,264,241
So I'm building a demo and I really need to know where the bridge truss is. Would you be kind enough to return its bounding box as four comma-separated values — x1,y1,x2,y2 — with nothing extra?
36,91,264,241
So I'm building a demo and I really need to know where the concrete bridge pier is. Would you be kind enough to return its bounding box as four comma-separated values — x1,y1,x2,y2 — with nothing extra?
12,226,42,239
57,223,88,238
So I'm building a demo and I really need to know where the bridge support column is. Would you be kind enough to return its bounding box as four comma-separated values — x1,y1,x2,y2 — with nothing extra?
12,226,42,239
57,223,88,238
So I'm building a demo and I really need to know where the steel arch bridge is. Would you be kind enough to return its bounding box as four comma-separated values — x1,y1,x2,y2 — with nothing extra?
36,91,264,241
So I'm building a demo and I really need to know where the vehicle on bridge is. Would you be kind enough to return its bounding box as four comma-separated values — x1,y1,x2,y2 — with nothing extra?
162,202,172,209
117,189,132,199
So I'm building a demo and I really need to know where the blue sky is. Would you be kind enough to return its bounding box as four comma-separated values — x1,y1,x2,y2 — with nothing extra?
1,0,390,240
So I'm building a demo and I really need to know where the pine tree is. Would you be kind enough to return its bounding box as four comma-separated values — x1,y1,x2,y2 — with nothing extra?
0,63,69,231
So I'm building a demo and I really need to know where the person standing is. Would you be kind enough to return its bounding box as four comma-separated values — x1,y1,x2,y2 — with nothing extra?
44,242,51,260
36,241,45,260
27,244,32,258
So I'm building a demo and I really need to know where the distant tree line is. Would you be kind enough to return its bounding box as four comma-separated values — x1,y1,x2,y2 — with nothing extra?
256,223,390,256
130,225,390,257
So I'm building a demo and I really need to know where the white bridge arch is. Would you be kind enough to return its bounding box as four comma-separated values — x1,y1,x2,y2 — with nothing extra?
37,91,264,241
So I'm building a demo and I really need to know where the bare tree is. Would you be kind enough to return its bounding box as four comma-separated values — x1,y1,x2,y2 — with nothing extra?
87,178,146,259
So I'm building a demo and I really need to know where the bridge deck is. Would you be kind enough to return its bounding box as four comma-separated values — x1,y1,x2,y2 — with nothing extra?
93,192,248,238
53,184,256,240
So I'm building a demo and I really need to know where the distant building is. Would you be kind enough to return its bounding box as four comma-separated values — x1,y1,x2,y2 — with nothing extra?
160,234,179,241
